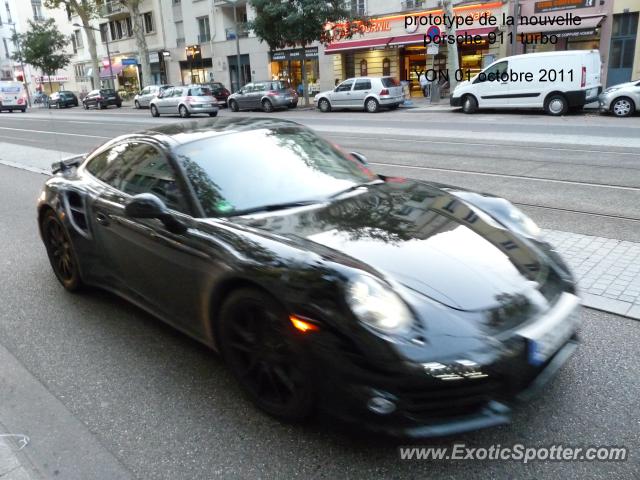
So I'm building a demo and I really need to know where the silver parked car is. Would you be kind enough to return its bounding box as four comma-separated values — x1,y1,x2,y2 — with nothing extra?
149,85,218,118
598,79,640,117
314,77,404,113
227,80,298,112
134,84,172,109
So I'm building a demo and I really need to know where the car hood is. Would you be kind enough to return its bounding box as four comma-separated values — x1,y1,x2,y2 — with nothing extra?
233,179,551,312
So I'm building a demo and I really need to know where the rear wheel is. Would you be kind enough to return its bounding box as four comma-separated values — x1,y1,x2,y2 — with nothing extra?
98,102,105,110
83,102,88,110
179,105,190,118
150,105,160,117
41,210,83,292
611,97,635,117
544,94,568,116
209,111,218,117
318,98,331,112
462,95,478,114
262,99,274,113
219,288,315,421
365,98,379,113
229,100,239,112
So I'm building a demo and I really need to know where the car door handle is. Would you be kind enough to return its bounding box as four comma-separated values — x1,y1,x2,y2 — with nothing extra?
95,212,110,226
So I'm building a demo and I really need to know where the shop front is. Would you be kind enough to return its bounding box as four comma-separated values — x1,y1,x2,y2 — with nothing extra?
516,0,613,82
179,45,213,85
323,2,507,97
269,46,320,95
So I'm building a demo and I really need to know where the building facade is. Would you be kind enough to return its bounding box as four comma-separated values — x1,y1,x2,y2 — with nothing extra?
608,0,639,86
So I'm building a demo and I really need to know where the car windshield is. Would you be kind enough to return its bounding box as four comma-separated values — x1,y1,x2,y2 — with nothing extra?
189,86,212,96
174,126,377,217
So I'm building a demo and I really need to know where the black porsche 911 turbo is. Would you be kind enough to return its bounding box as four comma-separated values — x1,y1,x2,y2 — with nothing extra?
38,117,581,437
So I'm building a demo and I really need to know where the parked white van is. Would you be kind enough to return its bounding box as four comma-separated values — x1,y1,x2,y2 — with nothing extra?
0,81,28,112
450,50,602,116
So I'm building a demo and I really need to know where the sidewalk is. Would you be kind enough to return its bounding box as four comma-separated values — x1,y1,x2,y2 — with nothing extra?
0,434,33,480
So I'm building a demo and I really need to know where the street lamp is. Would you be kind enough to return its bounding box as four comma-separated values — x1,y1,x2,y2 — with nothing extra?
8,22,31,107
73,22,114,89
221,0,242,92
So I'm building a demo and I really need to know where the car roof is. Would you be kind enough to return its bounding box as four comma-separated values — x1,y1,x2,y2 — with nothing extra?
138,117,304,147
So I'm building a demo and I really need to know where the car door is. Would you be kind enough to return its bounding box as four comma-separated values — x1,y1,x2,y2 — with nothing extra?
330,79,355,107
157,87,175,113
473,61,510,109
351,79,371,108
88,141,212,337
251,82,267,108
237,83,253,109
139,86,151,106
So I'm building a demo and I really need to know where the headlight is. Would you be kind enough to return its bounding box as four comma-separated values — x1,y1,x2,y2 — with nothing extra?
507,208,541,238
347,275,412,333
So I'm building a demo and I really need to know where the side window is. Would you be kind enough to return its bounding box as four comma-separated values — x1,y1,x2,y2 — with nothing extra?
479,61,508,82
254,83,266,92
353,79,371,91
336,80,354,92
118,145,189,213
242,83,254,93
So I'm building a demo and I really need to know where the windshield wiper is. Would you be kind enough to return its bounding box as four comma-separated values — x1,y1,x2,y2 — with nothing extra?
328,179,385,199
229,200,320,216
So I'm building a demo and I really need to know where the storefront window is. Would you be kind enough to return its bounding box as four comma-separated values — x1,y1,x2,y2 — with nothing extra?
360,59,368,76
382,58,390,77
270,58,320,94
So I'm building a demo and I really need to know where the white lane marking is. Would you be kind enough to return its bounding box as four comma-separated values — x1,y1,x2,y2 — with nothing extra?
370,162,640,192
0,159,49,175
0,126,110,139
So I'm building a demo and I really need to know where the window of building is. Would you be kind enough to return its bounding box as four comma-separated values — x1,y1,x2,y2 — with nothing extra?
175,20,185,47
382,57,390,76
143,12,154,34
359,59,367,76
350,0,366,16
74,30,83,49
99,23,108,42
32,0,44,21
3,38,9,59
5,2,11,23
197,16,210,42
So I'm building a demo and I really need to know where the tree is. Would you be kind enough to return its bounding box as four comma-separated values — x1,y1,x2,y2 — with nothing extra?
249,0,367,106
12,19,72,94
44,0,101,89
118,0,152,88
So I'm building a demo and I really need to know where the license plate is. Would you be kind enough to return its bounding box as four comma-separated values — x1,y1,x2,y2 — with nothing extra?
517,293,580,366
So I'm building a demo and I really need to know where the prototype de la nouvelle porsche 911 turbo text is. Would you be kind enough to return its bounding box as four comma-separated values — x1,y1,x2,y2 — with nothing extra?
38,118,580,437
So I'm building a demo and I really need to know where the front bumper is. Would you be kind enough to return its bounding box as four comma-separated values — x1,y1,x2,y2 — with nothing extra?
312,294,580,438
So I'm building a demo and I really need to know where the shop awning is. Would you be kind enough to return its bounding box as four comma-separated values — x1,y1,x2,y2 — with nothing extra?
325,36,395,53
517,15,604,35
99,63,123,78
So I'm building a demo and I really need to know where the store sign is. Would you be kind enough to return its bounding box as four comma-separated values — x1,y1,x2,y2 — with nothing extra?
121,58,137,66
36,75,69,83
555,28,596,38
534,0,594,13
271,47,319,61
149,51,159,63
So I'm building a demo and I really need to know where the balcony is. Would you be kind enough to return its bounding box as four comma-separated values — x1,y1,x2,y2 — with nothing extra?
224,23,249,40
100,0,128,19
401,0,425,10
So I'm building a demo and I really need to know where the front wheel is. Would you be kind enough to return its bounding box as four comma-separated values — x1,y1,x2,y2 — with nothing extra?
318,98,331,112
134,100,140,109
83,103,88,110
219,288,315,421
229,100,239,112
98,103,105,110
41,210,83,292
544,94,568,116
262,99,274,113
365,98,379,113
611,97,635,117
179,105,190,118
462,95,478,114
209,111,218,117
150,105,160,117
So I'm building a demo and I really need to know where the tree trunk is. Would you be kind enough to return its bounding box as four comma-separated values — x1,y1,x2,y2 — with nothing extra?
76,1,101,90
302,58,309,107
125,0,152,88
441,0,459,92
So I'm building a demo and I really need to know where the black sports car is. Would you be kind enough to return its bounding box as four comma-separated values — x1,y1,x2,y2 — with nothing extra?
38,118,580,437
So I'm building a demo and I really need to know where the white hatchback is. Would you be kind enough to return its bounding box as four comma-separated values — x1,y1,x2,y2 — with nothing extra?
315,77,404,113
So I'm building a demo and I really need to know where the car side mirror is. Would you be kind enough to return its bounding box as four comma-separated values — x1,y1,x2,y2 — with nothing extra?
350,151,368,165
125,193,186,234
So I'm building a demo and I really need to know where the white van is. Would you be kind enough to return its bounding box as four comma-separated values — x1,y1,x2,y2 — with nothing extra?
0,81,28,113
450,50,602,116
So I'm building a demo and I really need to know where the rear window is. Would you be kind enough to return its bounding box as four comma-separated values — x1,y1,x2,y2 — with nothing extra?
381,77,400,87
100,89,116,95
189,86,212,96
267,81,289,90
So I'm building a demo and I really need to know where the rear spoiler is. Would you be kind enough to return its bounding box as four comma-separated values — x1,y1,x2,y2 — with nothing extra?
51,154,85,174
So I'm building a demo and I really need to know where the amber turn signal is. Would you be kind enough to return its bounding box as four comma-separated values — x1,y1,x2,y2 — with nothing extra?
289,315,319,333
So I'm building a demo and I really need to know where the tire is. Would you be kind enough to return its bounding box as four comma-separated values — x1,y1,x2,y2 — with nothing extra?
83,102,88,110
611,97,635,118
116,103,122,108
229,100,239,112
41,210,83,292
98,102,105,110
134,100,140,109
179,105,190,118
21,108,26,113
365,97,379,113
218,288,315,421
262,99,274,113
288,104,297,109
48,104,52,109
462,95,478,114
209,112,218,117
544,94,568,116
150,104,160,117
318,98,331,112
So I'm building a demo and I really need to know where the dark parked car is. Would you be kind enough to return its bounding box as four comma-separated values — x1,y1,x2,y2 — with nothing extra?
83,89,122,110
228,80,297,112
38,118,580,437
49,91,79,108
204,82,231,107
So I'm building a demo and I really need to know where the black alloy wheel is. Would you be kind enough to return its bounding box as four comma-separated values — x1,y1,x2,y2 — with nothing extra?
219,289,315,421
41,210,82,291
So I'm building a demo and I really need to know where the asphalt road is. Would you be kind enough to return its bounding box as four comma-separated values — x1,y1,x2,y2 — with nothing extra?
0,106,639,479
